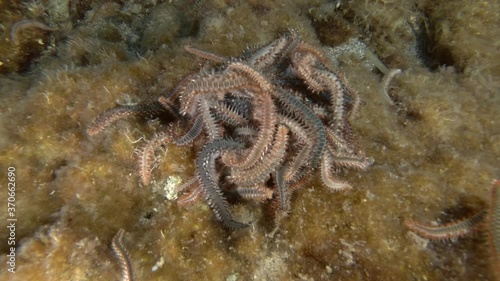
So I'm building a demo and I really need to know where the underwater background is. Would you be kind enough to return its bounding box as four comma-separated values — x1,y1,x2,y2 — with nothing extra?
0,0,499,280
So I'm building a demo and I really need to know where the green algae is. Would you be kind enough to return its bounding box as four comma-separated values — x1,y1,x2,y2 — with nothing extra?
0,0,499,280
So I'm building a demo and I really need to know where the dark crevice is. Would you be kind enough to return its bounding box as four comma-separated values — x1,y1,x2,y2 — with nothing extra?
51,159,69,181
418,11,461,72
179,18,200,39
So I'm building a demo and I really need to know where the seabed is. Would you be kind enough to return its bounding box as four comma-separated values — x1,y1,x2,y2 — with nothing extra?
0,0,499,280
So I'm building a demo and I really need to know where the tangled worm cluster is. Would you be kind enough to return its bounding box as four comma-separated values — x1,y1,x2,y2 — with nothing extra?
88,29,373,229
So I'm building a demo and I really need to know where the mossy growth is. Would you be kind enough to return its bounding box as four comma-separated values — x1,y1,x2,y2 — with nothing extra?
0,0,499,280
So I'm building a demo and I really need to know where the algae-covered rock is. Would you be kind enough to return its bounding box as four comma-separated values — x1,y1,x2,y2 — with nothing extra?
0,0,498,280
